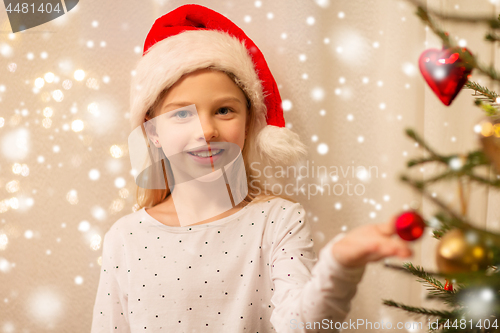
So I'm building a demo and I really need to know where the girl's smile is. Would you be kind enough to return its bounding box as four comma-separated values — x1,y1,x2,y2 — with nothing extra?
186,146,225,165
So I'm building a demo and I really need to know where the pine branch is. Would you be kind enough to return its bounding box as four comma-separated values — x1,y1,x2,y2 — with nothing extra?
407,149,491,170
385,262,445,281
385,262,500,286
383,299,456,318
465,171,500,188
430,216,500,256
405,145,500,189
463,150,495,168
405,130,491,170
400,178,500,243
430,213,481,240
408,1,500,84
485,32,500,42
407,156,442,167
421,170,460,185
403,263,460,306
417,168,500,189
386,262,455,299
400,131,499,225
406,0,500,29
400,175,472,226
432,217,453,239
414,6,452,48
405,129,443,159
466,80,498,103
404,263,446,290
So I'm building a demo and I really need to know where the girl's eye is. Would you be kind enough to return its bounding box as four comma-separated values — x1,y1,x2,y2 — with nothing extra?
217,107,233,116
173,110,192,119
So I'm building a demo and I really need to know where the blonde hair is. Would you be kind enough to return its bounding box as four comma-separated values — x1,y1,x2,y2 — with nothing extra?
134,69,296,209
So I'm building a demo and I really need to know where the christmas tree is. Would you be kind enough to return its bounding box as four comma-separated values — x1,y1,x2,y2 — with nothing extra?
383,1,500,332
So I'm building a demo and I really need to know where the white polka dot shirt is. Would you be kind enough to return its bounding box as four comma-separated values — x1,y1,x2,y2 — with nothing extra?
91,197,365,332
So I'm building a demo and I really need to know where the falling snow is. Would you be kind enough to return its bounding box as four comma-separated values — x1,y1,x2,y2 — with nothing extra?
0,1,476,331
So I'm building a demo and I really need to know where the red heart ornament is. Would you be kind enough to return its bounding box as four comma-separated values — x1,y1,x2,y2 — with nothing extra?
418,47,473,106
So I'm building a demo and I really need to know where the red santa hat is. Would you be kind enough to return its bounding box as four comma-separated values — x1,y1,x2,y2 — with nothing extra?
129,4,307,165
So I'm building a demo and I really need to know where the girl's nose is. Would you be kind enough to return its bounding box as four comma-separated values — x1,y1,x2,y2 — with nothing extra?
199,115,219,142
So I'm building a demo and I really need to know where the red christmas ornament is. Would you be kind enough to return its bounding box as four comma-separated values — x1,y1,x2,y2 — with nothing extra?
444,279,454,291
418,47,473,106
395,211,425,241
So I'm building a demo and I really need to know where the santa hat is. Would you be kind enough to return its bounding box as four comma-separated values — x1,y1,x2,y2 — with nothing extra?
129,4,307,165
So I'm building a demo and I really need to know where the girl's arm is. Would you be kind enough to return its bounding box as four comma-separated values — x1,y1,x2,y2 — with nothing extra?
269,203,410,333
91,229,131,333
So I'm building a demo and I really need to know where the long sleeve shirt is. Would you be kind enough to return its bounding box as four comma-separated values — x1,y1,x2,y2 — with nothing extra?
91,197,365,332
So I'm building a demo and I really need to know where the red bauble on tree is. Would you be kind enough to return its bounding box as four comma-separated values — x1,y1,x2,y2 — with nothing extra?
418,46,473,106
395,211,426,241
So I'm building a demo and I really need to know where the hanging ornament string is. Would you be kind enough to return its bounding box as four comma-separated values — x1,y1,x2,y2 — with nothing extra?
457,173,471,217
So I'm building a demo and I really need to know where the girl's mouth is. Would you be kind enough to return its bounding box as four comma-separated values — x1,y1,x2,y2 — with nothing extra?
187,149,224,158
186,148,225,165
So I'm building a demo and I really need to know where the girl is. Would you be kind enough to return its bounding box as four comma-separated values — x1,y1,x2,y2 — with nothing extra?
91,4,412,332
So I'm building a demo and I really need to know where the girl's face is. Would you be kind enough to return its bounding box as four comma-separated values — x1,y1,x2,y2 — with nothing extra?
147,69,249,182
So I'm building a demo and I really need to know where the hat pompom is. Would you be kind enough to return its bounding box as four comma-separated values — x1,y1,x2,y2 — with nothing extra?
254,125,308,165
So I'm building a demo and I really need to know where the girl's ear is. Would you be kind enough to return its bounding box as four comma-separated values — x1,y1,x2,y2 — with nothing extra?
143,117,162,148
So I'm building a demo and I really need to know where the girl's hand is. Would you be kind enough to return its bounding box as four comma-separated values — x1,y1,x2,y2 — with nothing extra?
331,216,413,268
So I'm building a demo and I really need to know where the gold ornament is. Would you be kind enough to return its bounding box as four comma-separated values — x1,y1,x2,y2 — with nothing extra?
478,117,500,173
436,229,493,273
